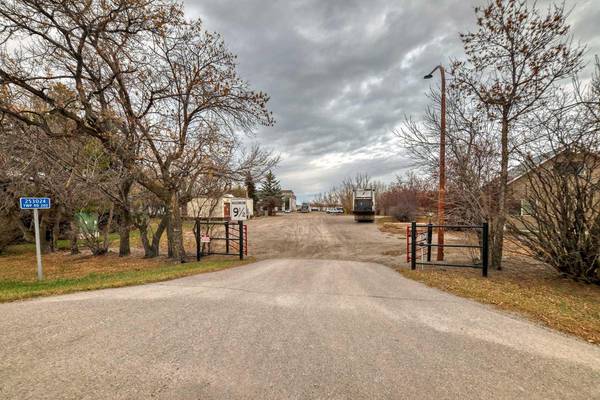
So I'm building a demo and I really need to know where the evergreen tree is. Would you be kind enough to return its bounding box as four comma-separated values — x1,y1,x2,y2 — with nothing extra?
245,173,258,212
258,170,283,216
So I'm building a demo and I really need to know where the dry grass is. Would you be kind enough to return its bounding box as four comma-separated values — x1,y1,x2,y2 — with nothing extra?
376,218,409,235
0,236,250,302
0,244,164,282
380,224,600,344
0,218,226,283
400,258,600,344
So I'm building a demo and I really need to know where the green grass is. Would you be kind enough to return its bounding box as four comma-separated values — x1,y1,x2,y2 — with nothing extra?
0,258,251,303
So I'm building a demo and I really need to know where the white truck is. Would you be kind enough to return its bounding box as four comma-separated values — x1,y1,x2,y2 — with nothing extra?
352,189,375,222
300,202,311,213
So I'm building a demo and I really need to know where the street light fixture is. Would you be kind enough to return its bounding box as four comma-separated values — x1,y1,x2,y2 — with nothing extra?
424,64,446,261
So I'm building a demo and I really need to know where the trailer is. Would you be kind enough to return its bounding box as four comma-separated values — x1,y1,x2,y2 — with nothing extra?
352,189,375,222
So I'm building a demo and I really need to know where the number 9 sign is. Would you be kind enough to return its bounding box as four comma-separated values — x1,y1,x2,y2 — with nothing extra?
230,200,248,221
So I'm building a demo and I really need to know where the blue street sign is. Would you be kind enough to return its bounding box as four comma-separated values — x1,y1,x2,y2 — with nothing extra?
19,197,51,209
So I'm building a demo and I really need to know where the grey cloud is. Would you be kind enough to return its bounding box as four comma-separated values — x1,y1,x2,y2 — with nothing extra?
184,0,599,200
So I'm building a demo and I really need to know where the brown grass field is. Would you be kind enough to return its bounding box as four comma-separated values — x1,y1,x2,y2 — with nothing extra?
0,219,249,302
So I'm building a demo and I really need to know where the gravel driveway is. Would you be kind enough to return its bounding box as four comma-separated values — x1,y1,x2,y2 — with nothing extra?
246,213,404,266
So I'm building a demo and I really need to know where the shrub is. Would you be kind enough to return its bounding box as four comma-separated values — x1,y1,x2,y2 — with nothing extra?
508,146,600,284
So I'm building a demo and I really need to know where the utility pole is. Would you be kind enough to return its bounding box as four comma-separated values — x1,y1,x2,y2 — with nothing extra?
424,65,446,261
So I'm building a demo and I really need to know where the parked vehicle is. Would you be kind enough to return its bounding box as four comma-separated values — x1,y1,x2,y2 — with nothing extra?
300,203,311,213
352,189,375,222
326,207,344,214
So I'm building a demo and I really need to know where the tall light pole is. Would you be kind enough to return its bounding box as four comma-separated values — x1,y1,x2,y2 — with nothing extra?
424,65,445,261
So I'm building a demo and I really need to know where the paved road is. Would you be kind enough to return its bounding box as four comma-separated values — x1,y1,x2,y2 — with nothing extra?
1,259,599,399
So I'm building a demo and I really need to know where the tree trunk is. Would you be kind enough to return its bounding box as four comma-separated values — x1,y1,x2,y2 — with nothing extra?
167,191,186,262
52,208,63,252
138,213,168,258
98,203,114,255
151,214,168,257
167,217,174,258
117,178,133,257
40,217,52,254
69,218,79,255
118,222,130,256
138,222,153,257
116,201,131,257
492,112,510,270
13,212,34,242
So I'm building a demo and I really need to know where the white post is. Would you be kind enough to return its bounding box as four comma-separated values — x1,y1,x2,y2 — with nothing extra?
33,208,43,281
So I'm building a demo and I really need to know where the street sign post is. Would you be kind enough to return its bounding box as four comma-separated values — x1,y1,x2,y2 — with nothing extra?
230,199,248,221
19,197,51,281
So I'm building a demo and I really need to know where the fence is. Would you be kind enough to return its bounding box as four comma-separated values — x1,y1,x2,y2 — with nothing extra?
407,222,489,277
193,219,247,260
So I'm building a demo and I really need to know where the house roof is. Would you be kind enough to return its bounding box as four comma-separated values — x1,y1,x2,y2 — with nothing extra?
507,145,600,185
507,150,559,185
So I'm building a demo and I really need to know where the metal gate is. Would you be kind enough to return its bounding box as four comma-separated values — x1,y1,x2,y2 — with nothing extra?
193,219,247,260
407,222,489,277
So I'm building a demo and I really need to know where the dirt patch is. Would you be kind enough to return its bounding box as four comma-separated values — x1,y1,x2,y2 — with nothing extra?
245,213,405,268
378,221,408,235
382,249,404,256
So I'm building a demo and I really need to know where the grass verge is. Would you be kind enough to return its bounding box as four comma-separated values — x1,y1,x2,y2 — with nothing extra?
0,258,252,303
376,218,408,235
400,267,600,344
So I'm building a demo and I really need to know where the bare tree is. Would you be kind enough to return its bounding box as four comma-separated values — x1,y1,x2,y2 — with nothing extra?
451,0,584,269
507,96,600,283
0,0,183,256
132,20,273,260
0,1,274,262
332,173,373,213
376,172,436,220
398,80,499,228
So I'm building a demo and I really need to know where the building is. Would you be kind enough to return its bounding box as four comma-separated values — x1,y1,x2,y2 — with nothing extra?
281,190,297,212
186,194,254,219
505,148,600,230
508,149,598,212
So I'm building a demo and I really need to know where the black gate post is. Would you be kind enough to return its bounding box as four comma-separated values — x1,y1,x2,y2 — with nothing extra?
410,221,417,270
225,221,230,254
426,223,433,262
194,219,201,261
238,220,244,260
482,221,489,277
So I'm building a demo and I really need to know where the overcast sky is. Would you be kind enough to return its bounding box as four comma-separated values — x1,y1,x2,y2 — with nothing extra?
184,0,600,202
